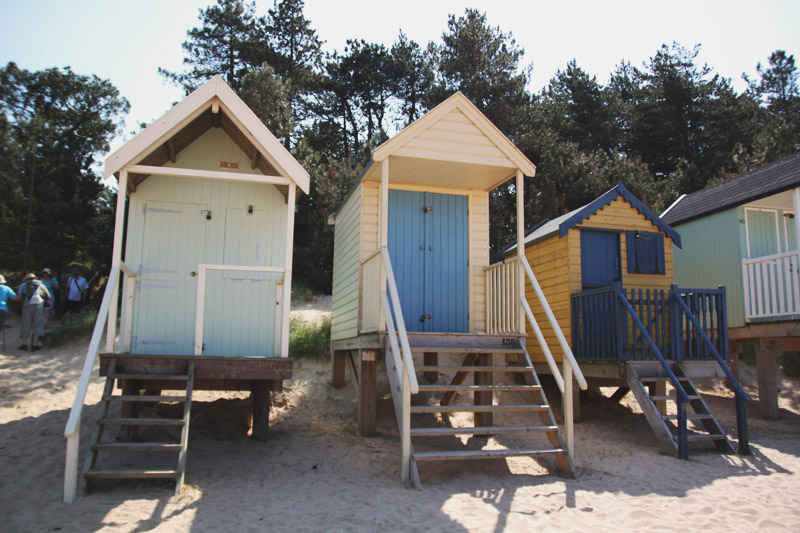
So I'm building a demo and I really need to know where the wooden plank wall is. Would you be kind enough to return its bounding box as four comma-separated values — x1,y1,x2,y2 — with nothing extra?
331,184,363,341
524,196,678,363
123,128,287,356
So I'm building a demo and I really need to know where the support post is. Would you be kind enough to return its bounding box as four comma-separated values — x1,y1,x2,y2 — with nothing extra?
649,381,668,415
358,349,377,436
119,380,140,442
106,169,128,353
280,184,296,357
727,341,742,391
332,350,347,389
474,353,493,427
251,380,271,441
564,363,574,458
423,352,438,383
756,339,779,419
516,169,526,334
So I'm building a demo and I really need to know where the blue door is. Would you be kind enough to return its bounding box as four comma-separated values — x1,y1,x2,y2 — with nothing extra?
388,190,468,332
580,230,621,289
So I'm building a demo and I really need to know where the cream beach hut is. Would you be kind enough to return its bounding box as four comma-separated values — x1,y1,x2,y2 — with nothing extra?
63,76,309,501
328,92,587,487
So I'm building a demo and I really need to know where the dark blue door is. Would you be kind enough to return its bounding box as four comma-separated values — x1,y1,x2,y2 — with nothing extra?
580,230,621,289
388,190,468,332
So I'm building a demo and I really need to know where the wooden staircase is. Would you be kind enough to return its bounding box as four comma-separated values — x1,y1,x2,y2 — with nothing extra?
626,362,735,456
81,358,194,494
400,336,575,484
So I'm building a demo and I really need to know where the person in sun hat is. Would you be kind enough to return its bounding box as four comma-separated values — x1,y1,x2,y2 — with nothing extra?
12,273,51,351
0,274,16,331
40,268,59,328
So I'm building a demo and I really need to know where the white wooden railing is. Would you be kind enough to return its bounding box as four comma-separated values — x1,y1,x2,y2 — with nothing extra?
485,258,520,334
367,247,419,485
63,264,124,503
485,256,588,458
743,250,800,321
194,264,286,356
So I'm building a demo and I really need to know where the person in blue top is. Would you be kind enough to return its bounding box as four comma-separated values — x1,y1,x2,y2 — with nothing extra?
41,268,59,328
12,273,51,351
0,274,16,331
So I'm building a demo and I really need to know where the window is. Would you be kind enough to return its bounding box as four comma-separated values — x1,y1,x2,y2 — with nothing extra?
626,230,665,275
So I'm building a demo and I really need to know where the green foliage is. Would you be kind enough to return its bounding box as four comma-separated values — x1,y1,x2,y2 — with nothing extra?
288,316,330,360
0,62,128,275
48,309,97,347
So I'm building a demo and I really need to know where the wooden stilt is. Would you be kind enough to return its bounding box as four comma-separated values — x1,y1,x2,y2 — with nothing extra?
610,386,630,403
756,340,779,420
332,350,347,389
649,381,667,415
119,380,140,442
572,379,581,422
251,380,271,441
423,352,438,383
358,350,377,436
474,353,493,427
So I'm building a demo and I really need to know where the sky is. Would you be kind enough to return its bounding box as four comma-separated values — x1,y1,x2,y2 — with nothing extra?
1,0,799,157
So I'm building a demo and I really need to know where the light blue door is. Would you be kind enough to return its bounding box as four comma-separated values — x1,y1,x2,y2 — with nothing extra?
388,190,468,332
580,230,621,289
132,202,208,354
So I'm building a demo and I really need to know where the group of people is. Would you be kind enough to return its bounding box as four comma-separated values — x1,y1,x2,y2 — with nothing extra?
0,267,89,351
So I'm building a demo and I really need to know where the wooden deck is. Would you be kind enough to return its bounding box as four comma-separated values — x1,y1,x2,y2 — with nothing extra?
99,353,292,391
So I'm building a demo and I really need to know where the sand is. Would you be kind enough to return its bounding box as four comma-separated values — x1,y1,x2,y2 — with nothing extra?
1,303,800,532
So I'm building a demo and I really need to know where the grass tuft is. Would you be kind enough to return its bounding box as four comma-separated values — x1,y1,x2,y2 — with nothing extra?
48,309,97,347
288,316,330,361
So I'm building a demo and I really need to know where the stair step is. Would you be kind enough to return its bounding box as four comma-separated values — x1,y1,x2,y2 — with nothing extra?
85,469,179,479
649,394,701,401
411,404,550,414
417,384,541,393
639,376,691,383
91,442,183,452
416,366,535,373
103,394,187,402
410,425,558,437
110,373,189,381
680,433,729,442
413,448,567,461
99,417,185,426
410,347,525,354
661,414,714,421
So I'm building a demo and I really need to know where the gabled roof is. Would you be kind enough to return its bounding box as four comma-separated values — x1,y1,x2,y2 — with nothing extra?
502,182,681,256
661,152,800,226
372,91,537,179
104,75,309,194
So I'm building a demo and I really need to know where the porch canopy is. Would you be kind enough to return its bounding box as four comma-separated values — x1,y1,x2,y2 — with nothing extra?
360,91,536,193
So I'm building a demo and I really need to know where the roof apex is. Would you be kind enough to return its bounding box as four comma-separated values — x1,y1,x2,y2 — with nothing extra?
104,75,309,193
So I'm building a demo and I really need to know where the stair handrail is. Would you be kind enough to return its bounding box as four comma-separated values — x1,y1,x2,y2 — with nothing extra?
519,255,587,391
63,265,121,503
615,284,691,458
671,287,750,454
380,246,419,394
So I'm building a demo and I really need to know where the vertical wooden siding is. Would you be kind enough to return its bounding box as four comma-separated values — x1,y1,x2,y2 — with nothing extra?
469,191,490,332
330,184,362,341
672,208,746,327
122,128,287,356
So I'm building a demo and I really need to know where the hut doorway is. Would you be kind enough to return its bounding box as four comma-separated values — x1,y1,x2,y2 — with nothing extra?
387,189,468,333
131,201,209,354
580,229,621,290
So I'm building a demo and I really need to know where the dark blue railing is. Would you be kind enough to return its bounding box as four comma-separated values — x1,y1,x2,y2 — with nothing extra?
571,281,749,455
571,282,729,363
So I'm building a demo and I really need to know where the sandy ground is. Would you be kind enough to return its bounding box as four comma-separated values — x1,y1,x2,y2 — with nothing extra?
1,302,800,532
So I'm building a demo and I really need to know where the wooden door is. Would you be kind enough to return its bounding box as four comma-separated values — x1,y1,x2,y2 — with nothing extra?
388,190,468,332
580,229,621,289
131,201,208,354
